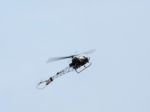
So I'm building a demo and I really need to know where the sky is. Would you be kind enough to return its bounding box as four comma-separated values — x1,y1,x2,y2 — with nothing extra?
0,0,150,112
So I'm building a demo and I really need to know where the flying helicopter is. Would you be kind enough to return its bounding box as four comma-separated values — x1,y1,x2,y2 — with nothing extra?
37,49,95,89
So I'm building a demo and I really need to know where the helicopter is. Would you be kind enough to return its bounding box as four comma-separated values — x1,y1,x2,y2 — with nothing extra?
37,49,95,89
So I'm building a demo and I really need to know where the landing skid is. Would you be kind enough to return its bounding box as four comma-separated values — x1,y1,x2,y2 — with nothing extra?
75,62,92,73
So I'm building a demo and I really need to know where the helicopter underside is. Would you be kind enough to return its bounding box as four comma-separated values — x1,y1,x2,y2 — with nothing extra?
75,62,92,73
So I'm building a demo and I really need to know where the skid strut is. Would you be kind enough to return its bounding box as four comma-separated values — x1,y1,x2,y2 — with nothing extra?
75,62,92,73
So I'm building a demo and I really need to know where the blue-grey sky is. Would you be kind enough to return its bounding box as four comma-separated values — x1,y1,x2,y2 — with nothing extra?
0,0,150,112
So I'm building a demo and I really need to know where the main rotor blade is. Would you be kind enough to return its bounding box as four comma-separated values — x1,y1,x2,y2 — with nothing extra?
46,55,75,63
46,49,95,63
79,49,95,55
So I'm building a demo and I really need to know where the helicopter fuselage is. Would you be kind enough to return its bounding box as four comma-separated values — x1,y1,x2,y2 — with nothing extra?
69,56,89,69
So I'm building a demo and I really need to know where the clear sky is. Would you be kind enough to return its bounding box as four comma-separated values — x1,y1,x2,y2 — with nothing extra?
0,0,150,112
